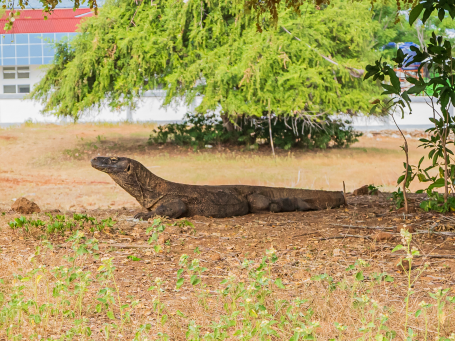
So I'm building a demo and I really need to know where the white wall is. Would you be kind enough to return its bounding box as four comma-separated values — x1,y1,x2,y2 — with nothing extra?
0,93,450,130
0,91,202,125
334,96,453,130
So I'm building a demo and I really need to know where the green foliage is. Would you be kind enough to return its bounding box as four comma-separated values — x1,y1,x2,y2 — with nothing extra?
367,184,381,194
149,113,361,150
366,2,455,213
30,0,384,122
419,190,455,213
371,0,455,59
390,188,405,209
8,213,115,236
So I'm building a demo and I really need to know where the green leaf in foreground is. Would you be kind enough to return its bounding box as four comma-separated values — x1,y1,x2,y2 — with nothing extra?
176,278,185,289
275,278,286,289
392,245,404,252
355,271,364,281
190,275,201,286
409,4,424,25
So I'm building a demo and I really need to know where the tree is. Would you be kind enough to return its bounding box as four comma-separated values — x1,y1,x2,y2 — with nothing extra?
30,0,384,121
3,0,455,35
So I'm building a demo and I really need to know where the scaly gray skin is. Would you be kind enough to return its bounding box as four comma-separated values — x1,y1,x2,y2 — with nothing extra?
91,156,345,219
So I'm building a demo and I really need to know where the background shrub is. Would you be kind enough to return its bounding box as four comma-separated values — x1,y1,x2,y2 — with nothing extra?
148,113,362,150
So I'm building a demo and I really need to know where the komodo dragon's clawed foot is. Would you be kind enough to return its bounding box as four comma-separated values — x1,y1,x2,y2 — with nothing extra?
134,211,154,221
134,199,187,220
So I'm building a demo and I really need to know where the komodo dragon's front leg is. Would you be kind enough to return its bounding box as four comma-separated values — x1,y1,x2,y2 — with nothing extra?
134,198,187,220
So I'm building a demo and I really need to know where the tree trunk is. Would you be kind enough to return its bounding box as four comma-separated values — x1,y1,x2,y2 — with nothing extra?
391,114,408,215
403,140,409,214
442,110,450,203
221,114,234,132
268,112,275,157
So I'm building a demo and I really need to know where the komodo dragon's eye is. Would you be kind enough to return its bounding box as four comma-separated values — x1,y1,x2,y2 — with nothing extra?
110,157,119,162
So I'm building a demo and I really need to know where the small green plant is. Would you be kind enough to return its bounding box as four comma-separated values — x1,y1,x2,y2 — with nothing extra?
8,216,45,234
366,25,455,214
97,257,140,336
367,184,381,195
8,213,116,236
392,228,428,335
146,218,167,253
390,188,405,209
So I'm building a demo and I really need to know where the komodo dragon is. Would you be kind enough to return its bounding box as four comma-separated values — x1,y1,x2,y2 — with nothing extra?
91,156,345,219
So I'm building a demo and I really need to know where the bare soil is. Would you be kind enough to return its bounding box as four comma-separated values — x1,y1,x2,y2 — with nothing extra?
2,193,455,338
2,123,455,339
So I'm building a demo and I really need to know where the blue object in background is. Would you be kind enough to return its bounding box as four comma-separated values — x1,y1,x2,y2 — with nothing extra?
383,42,397,50
398,42,420,69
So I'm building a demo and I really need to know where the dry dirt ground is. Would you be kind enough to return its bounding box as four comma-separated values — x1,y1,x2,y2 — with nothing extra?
2,123,455,339
2,194,455,339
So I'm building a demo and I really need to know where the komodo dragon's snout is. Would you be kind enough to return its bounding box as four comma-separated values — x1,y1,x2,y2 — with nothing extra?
91,156,131,174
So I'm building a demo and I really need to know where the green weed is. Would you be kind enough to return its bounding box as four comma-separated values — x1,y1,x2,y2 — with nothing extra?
8,213,115,236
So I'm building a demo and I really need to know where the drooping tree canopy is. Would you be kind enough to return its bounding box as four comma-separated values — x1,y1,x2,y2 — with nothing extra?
30,0,385,120
3,0,453,26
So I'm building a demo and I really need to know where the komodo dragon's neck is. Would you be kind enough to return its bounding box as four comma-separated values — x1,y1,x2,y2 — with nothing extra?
109,160,167,209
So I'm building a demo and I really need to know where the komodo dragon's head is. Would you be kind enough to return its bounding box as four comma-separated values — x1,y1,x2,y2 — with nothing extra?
91,156,150,206
91,156,132,175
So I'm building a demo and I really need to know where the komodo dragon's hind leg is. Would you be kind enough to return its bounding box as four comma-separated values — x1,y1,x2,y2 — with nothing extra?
134,198,187,220
247,193,271,212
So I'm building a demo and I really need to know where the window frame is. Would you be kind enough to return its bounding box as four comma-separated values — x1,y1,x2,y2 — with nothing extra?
17,84,31,93
3,67,15,79
17,66,30,79
3,84,16,93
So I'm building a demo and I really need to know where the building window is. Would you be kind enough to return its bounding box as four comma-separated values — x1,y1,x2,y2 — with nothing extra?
3,67,15,79
4,85,16,93
18,85,30,93
17,67,29,79
0,32,76,66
